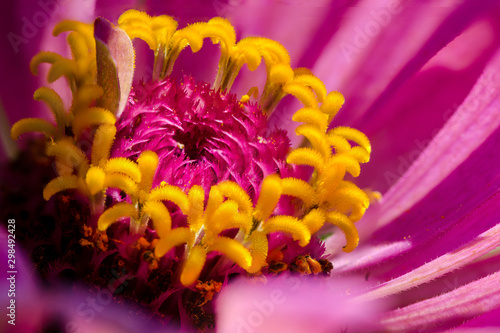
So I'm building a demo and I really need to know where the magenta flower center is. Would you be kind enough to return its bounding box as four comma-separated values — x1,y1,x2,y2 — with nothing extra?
113,75,292,198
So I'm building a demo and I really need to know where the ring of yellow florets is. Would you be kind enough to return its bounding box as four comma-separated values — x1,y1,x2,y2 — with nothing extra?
10,10,371,286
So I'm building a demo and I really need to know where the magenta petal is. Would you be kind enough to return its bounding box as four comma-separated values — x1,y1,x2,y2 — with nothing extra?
331,122,500,277
360,209,500,300
453,306,500,330
365,48,500,234
446,329,500,333
326,48,500,261
381,270,500,332
314,0,496,124
356,16,500,192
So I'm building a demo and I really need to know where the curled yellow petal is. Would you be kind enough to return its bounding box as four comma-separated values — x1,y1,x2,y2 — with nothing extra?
47,58,81,83
105,157,141,183
321,91,345,117
154,227,193,258
327,133,351,154
205,186,223,221
11,118,57,139
30,51,63,75
216,181,253,215
137,150,159,193
349,146,370,164
269,64,294,84
72,107,116,139
254,174,282,222
282,81,317,108
209,200,239,232
142,201,172,237
187,185,205,229
180,245,207,286
292,107,329,132
43,175,79,200
331,126,371,154
286,147,325,171
85,166,106,195
302,208,326,234
327,182,370,218
292,74,327,103
53,20,94,47
149,184,189,214
330,154,361,178
263,215,311,247
325,212,359,252
295,124,331,158
104,173,138,196
97,202,137,231
246,231,268,274
209,236,252,270
33,87,66,129
281,177,316,208
46,140,89,176
91,124,116,166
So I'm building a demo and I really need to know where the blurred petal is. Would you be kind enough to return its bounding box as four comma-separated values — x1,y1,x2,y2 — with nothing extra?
446,329,500,333
0,224,42,332
217,276,387,332
0,0,97,125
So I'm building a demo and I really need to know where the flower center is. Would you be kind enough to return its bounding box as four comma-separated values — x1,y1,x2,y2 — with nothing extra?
10,9,372,293
113,75,292,197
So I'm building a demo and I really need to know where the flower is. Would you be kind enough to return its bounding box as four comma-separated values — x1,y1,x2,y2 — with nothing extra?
3,2,370,331
1,1,500,333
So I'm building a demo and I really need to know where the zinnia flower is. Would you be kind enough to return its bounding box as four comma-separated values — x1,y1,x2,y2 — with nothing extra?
1,1,500,333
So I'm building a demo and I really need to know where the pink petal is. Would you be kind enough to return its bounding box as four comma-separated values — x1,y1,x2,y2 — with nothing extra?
446,329,500,333
326,45,500,263
359,202,500,301
279,1,500,189
381,270,500,332
314,0,495,124
0,224,42,331
363,47,500,234
452,306,500,330
216,276,387,333
330,124,500,275
356,16,500,192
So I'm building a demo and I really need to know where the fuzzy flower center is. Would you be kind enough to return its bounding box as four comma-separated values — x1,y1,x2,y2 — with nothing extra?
10,9,372,294
113,75,293,198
